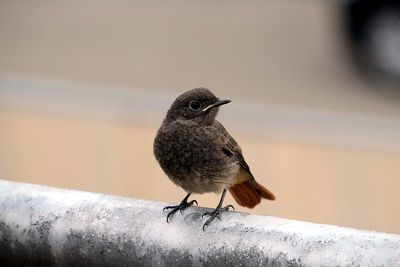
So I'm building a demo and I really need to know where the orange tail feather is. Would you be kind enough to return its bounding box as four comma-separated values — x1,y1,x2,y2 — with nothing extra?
229,181,275,208
255,182,276,201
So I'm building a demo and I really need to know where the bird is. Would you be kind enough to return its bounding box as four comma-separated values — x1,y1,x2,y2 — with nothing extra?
153,88,275,230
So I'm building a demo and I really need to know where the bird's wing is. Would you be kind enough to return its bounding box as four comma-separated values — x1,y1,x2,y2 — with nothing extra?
214,121,254,179
213,121,276,204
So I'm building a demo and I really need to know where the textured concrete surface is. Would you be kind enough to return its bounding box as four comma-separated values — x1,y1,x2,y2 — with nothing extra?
0,179,399,267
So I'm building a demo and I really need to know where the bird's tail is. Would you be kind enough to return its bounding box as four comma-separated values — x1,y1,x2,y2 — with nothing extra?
229,180,275,208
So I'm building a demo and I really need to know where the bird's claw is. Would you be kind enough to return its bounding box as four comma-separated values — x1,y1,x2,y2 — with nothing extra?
163,205,176,212
225,204,235,211
163,198,198,222
202,204,234,231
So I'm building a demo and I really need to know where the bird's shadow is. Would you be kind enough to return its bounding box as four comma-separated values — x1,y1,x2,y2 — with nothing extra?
183,211,203,222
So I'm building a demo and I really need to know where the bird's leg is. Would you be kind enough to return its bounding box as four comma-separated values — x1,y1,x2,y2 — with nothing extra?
163,193,198,222
202,189,234,231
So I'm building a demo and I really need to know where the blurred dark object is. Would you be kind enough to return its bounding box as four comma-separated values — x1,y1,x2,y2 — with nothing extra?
343,0,400,86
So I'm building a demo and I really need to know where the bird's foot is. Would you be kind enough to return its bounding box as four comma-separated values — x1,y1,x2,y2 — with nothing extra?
163,198,198,222
202,204,234,231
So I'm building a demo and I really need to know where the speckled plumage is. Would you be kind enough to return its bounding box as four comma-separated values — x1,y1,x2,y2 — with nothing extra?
153,88,240,194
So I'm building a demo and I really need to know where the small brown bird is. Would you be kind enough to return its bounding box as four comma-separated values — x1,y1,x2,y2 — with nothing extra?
153,88,275,230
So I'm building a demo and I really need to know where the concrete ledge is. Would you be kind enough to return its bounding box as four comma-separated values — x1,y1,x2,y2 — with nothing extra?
0,179,399,266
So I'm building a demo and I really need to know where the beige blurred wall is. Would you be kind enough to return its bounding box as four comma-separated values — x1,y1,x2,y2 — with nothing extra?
1,0,400,234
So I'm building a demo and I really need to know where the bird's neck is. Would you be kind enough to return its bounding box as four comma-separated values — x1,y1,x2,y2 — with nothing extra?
164,116,215,128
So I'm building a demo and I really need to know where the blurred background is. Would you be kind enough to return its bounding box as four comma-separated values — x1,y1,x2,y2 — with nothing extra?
1,0,399,234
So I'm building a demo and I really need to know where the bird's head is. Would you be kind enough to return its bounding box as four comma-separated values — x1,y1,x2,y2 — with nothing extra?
165,88,230,125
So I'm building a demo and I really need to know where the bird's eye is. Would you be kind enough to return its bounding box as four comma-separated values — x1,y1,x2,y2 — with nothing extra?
189,100,201,111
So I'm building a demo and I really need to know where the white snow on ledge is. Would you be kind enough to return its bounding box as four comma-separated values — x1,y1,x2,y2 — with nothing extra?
0,179,399,266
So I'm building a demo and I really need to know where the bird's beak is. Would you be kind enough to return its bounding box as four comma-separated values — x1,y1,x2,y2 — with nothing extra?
202,99,231,112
